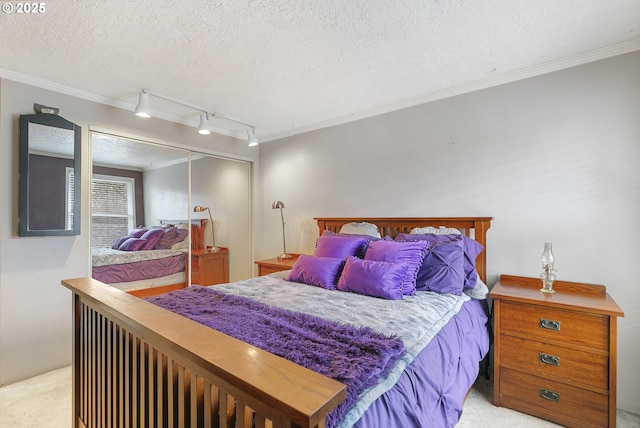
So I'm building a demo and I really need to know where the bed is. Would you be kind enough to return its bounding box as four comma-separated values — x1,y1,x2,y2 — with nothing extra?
64,216,492,428
90,220,205,296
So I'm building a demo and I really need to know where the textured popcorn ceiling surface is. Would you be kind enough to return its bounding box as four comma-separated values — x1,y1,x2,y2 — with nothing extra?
1,1,639,142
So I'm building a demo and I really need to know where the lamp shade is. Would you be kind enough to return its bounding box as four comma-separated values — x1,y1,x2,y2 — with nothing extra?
135,92,151,118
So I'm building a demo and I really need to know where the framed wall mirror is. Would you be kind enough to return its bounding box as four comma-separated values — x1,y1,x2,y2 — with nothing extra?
18,113,81,236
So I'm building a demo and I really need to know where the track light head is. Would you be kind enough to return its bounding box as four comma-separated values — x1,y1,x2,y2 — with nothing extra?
135,92,151,118
198,113,211,135
247,128,259,146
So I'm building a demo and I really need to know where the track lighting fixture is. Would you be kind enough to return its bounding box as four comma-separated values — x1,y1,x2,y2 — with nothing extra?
198,112,211,135
133,90,257,144
247,127,259,147
134,92,151,118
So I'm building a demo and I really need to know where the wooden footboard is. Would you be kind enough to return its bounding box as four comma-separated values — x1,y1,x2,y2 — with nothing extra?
62,277,346,428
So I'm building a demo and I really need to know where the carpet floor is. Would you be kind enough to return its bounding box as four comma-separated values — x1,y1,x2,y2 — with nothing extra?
1,366,639,427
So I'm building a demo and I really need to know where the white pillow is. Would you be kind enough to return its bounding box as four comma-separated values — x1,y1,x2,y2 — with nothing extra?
339,222,381,238
463,277,489,300
171,239,189,250
410,226,461,235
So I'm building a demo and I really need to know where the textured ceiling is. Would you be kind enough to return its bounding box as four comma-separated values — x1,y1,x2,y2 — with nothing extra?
1,1,639,143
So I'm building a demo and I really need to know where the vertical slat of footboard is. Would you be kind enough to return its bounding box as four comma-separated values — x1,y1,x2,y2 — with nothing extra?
124,329,130,428
106,319,112,428
167,357,175,427
148,343,154,428
157,352,164,427
191,371,198,428
99,313,105,428
219,390,229,427
178,364,185,423
118,326,124,428
89,312,100,427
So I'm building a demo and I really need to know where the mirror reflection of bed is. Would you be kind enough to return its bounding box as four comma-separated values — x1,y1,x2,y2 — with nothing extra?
90,132,252,297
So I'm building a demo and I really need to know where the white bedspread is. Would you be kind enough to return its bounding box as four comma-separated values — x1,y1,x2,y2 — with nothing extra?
213,271,470,427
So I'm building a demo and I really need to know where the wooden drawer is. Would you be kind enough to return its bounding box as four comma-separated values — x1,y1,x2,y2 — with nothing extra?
501,301,609,351
500,335,608,390
500,367,608,427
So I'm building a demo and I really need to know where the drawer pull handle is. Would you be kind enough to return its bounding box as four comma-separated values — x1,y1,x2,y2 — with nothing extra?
539,389,560,402
539,353,560,366
539,318,560,331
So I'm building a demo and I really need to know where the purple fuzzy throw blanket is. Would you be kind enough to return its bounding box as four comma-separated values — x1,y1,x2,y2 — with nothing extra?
146,285,404,427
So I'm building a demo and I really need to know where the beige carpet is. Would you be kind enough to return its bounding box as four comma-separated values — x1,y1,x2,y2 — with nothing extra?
1,367,639,427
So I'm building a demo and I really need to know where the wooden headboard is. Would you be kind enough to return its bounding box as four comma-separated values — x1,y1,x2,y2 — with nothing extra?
315,217,492,283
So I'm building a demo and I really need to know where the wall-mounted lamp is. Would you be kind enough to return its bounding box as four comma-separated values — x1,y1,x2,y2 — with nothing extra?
272,201,293,260
135,89,258,145
194,205,218,252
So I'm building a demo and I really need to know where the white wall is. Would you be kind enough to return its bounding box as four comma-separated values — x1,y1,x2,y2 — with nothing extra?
0,79,258,384
143,155,253,281
258,52,640,414
191,156,253,281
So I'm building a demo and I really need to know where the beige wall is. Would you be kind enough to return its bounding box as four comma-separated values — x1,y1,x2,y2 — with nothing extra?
0,79,258,384
258,52,640,413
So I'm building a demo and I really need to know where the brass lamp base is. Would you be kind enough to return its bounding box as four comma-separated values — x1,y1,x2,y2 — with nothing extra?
277,252,294,260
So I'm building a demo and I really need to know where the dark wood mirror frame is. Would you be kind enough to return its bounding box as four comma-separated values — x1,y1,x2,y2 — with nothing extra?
19,113,81,236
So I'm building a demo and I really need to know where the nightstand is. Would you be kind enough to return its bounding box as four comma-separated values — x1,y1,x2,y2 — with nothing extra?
187,249,229,285
491,275,624,428
255,254,299,276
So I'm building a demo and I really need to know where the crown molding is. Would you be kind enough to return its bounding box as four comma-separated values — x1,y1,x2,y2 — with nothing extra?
262,39,640,142
2,38,638,144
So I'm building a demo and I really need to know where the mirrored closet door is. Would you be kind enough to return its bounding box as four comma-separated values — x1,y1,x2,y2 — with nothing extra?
90,131,252,296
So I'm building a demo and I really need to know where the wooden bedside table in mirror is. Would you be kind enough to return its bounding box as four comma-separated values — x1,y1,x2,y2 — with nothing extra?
491,274,624,428
186,248,229,286
255,254,300,276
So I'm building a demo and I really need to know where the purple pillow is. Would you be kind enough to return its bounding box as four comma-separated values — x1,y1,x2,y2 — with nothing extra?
397,233,483,290
128,228,147,238
171,228,189,246
111,236,128,250
118,237,147,251
364,240,427,295
415,235,465,294
139,228,165,250
153,227,178,250
337,256,407,300
461,236,483,289
287,255,346,290
313,235,369,259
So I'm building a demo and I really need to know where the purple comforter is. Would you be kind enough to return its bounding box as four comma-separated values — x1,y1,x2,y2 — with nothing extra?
146,285,405,428
92,254,184,284
353,298,489,427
